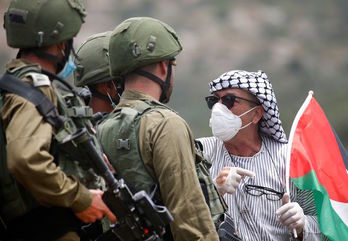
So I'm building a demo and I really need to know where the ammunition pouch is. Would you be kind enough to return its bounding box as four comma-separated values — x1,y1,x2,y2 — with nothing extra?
55,125,95,170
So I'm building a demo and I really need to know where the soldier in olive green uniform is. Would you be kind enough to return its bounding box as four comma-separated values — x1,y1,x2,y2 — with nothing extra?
98,17,219,241
0,1,115,240
73,31,122,236
74,31,120,114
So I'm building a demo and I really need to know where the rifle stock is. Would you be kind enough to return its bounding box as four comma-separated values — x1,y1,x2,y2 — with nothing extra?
72,128,173,241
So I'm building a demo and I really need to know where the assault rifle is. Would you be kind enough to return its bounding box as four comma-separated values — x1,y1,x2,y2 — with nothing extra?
69,128,173,241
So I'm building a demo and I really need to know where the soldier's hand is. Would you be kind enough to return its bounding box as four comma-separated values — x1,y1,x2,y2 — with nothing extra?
74,189,117,223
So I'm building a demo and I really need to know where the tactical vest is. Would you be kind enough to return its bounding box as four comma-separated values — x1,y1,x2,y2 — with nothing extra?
98,101,160,197
195,140,228,227
0,65,103,222
98,99,227,227
53,79,105,191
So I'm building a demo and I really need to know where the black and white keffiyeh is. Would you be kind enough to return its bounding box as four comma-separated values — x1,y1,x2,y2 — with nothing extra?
209,70,287,143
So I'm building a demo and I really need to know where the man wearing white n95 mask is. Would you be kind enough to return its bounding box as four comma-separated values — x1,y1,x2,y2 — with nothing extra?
197,70,328,241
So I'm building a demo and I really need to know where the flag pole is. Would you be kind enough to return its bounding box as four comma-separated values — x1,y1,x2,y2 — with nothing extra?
285,90,314,238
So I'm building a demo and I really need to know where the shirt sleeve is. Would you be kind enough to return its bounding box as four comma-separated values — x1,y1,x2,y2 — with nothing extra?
139,110,219,241
2,85,92,212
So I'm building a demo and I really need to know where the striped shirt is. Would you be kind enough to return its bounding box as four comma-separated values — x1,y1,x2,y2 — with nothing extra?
198,135,326,241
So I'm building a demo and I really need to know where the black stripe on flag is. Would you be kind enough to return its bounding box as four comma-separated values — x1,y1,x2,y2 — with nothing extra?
332,125,348,171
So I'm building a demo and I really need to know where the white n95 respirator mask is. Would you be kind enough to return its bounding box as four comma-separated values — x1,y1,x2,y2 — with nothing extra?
209,103,257,141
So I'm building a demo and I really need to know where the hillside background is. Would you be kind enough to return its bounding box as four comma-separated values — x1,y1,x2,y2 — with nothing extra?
1,0,347,148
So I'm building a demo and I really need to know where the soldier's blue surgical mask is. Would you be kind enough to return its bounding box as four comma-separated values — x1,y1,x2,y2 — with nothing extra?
58,55,76,79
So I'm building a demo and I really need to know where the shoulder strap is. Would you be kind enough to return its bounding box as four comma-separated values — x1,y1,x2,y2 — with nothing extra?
135,99,174,119
133,100,154,115
0,73,63,130
194,139,204,152
0,92,7,166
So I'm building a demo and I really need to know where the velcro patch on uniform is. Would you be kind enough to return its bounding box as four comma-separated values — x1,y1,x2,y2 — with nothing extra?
25,72,51,87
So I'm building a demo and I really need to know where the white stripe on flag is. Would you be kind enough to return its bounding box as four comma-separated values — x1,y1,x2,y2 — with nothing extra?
331,199,348,226
286,90,313,193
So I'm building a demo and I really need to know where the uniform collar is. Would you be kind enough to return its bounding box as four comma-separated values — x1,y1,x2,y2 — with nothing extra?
120,89,160,103
6,58,41,74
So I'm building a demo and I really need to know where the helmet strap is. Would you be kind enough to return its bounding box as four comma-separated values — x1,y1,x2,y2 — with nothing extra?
133,60,172,103
91,89,119,107
91,90,111,101
57,39,74,73
161,60,172,103
117,76,125,96
32,48,61,64
89,82,120,105
30,39,73,73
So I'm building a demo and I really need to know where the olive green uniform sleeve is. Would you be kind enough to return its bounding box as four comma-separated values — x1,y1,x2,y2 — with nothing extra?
1,81,92,212
139,110,219,241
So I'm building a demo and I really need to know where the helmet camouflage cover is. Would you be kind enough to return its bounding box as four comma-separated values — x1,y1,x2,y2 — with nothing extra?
74,31,113,87
109,17,183,77
4,0,86,48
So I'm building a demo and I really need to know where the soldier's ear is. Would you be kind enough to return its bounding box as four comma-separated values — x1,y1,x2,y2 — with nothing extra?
158,60,166,73
59,42,66,50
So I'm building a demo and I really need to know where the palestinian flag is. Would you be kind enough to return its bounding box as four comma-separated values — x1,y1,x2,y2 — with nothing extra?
286,91,348,241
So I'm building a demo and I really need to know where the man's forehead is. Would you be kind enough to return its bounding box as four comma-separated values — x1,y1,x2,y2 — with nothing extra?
215,88,251,97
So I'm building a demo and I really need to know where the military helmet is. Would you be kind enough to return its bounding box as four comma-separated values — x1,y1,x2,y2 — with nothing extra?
74,31,113,87
109,17,183,77
4,0,86,48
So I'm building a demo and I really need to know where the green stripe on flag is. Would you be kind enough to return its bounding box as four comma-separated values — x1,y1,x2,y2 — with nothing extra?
292,170,348,241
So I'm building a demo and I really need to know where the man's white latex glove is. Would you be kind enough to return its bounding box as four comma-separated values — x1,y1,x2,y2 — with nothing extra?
215,166,255,195
276,193,306,237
